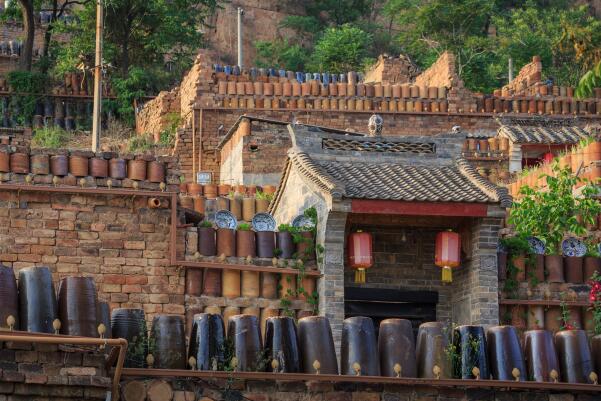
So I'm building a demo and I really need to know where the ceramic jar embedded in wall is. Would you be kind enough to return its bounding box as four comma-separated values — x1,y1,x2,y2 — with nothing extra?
109,158,127,179
217,228,236,256
10,152,29,174
50,155,68,176
127,159,146,181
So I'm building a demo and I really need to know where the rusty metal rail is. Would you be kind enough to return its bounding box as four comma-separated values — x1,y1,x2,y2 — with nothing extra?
121,368,601,392
0,331,128,401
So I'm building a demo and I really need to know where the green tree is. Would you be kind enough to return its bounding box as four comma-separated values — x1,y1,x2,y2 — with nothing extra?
255,40,309,71
307,24,374,73
575,60,601,98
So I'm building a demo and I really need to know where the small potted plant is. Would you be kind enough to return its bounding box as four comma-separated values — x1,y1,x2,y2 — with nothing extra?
197,220,216,256
236,223,256,258
276,224,296,259
255,190,273,213
179,175,188,194
584,240,601,281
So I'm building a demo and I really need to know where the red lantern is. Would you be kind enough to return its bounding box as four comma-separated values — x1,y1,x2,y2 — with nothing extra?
348,231,373,283
435,230,461,283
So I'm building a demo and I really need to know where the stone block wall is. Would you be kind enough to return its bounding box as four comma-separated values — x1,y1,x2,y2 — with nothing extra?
363,54,420,84
502,56,543,96
135,88,181,138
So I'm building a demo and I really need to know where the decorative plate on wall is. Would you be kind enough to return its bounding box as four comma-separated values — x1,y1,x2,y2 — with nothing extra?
527,237,546,255
292,214,315,230
215,210,237,230
562,237,586,257
252,213,276,232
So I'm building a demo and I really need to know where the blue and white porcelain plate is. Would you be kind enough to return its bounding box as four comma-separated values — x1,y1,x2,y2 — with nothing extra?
292,214,315,230
527,237,546,255
215,210,237,230
252,213,276,232
562,237,586,257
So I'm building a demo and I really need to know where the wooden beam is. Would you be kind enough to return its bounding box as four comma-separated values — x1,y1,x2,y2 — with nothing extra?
351,200,489,217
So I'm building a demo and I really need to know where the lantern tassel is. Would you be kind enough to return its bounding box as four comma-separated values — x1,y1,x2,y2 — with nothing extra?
355,268,366,284
441,266,452,283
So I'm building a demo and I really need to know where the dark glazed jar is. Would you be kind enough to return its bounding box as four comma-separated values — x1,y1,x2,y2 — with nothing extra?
0,264,19,330
256,231,275,258
18,266,58,333
110,308,148,368
150,315,187,369
341,316,380,376
50,155,69,176
264,316,300,373
453,325,489,379
227,314,262,371
378,318,416,377
198,226,216,256
416,322,451,379
524,330,560,382
486,325,526,381
297,316,338,374
276,231,295,259
188,313,225,370
89,157,108,178
555,329,594,383
96,302,111,338
57,276,99,337
109,158,127,179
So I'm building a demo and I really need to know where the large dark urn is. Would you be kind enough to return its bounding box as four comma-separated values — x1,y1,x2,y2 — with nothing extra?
264,316,301,373
227,314,262,371
416,322,451,379
18,266,58,333
378,318,416,377
58,276,99,337
297,316,338,374
188,313,226,370
111,308,148,368
97,302,111,338
453,325,489,379
555,329,594,383
151,315,187,369
0,264,19,330
524,330,560,382
341,316,380,376
486,325,526,381
591,335,601,377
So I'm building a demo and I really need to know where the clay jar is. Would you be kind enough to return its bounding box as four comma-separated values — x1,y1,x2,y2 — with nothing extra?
217,228,236,256
255,198,270,214
378,318,416,377
227,314,263,371
256,231,275,258
110,308,148,368
222,269,241,299
453,325,489,379
296,231,314,261
89,157,108,178
544,307,562,333
127,159,147,181
236,229,256,258
188,313,225,370
564,256,583,283
30,154,49,175
261,273,278,299
486,325,526,381
297,316,339,374
554,329,594,383
416,322,451,379
10,152,29,174
592,335,601,377
242,197,256,221
230,196,243,220
50,155,68,176
189,183,205,197
584,257,601,280
150,315,187,369
276,231,295,259
108,158,127,179
524,330,560,382
202,269,221,297
69,155,89,177
264,316,301,373
341,316,380,376
241,271,260,298
0,264,19,330
545,255,565,283
197,226,216,256
57,276,99,337
185,268,203,296
18,266,58,333
147,161,165,183
0,150,9,172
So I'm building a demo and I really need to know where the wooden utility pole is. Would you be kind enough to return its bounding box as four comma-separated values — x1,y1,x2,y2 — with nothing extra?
91,0,103,152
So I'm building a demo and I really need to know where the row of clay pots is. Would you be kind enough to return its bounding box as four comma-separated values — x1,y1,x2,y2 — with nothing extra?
475,167,511,184
0,265,110,338
186,267,314,301
220,96,450,113
499,253,601,284
181,196,271,220
464,137,510,153
181,183,276,197
477,97,601,115
0,151,165,182
508,305,594,333
217,80,448,100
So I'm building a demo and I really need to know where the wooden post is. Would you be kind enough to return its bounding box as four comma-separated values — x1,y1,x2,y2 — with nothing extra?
91,0,103,152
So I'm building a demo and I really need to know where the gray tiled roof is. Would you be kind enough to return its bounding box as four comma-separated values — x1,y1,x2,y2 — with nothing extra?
498,124,589,145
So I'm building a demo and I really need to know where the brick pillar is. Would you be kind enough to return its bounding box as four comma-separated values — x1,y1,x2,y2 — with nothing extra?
317,210,348,360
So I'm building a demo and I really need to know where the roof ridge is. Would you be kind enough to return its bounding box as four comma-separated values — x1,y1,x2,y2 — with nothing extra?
289,151,346,200
455,157,513,207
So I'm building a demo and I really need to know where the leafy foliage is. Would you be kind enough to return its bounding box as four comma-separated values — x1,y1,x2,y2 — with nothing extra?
307,25,374,74
576,60,601,98
6,71,46,125
31,126,69,148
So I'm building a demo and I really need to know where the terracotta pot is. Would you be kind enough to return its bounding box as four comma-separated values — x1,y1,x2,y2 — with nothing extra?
545,255,565,283
50,155,68,176
512,255,527,281
569,307,583,329
30,154,49,175
583,257,601,281
68,155,89,177
241,271,260,298
127,159,146,181
217,228,236,256
147,161,165,183
296,231,314,261
150,315,186,369
279,274,296,299
511,305,526,329
193,197,205,214
298,316,338,374
230,196,242,220
188,313,225,370
524,330,560,382
202,269,221,297
264,316,300,373
453,325,489,379
564,256,584,283
255,198,270,213
416,322,451,379
378,319,416,377
242,197,256,221
218,184,231,196
227,314,262,371
186,268,203,296
58,277,98,337
256,231,275,258
261,273,278,299
89,157,108,178
216,196,230,211
497,252,508,281
298,277,315,301
108,158,126,179
204,305,221,315
555,330,594,383
242,306,260,318
528,306,545,330
341,316,380,376
529,254,545,282
544,307,562,333
0,264,19,330
18,266,58,334
486,325,526,381
10,152,29,174
110,308,148,368
186,183,203,197
197,226,216,256
276,232,295,259
221,269,240,299
180,195,194,209
0,151,9,172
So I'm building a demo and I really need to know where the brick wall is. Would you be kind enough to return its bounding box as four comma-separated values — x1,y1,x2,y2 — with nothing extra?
135,88,181,139
502,56,543,96
364,54,420,85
